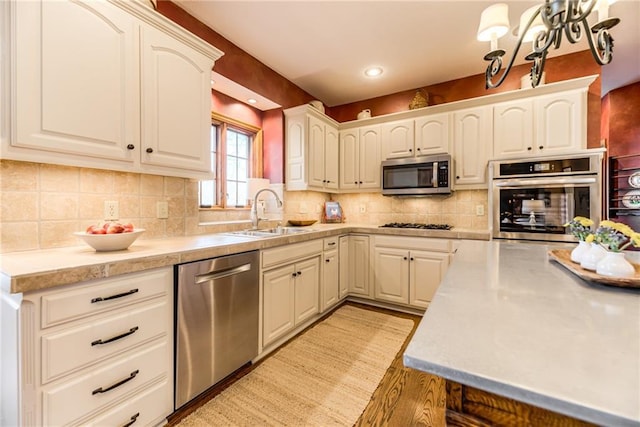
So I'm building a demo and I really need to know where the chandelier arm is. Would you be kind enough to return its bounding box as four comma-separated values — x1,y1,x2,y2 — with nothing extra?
564,20,583,44
570,0,598,23
533,28,559,55
582,18,613,65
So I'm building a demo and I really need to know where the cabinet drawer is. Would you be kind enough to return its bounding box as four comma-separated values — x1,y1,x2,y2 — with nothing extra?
41,300,169,383
262,239,323,269
42,340,169,427
84,378,172,427
40,268,171,328
323,237,339,251
374,235,451,252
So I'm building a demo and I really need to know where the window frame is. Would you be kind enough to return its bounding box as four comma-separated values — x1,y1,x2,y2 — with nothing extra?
200,112,263,210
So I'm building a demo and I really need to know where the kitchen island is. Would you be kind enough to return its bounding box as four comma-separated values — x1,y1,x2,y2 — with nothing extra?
404,240,640,426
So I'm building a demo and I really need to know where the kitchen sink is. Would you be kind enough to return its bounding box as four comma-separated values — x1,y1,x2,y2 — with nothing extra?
225,227,312,238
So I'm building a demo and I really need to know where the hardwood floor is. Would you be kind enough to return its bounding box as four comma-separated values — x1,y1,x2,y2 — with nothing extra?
168,302,446,426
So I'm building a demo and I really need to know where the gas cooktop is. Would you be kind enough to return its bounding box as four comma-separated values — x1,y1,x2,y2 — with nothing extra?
380,222,452,230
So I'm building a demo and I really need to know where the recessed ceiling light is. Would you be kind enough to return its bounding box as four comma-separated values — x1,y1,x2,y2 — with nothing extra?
247,98,257,104
364,67,383,77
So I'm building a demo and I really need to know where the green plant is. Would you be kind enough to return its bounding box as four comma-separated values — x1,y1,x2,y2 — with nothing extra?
594,220,640,252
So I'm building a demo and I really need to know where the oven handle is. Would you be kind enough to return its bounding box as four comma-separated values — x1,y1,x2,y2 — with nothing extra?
494,177,597,187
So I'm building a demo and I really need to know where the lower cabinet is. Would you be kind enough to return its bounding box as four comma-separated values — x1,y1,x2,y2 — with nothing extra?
373,236,451,308
262,245,321,347
0,267,174,426
340,234,371,298
321,237,340,312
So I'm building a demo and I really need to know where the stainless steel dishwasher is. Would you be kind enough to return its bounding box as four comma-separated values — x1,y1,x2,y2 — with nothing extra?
175,250,259,409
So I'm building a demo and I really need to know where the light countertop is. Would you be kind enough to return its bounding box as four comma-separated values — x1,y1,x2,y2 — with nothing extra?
403,240,640,426
0,224,489,294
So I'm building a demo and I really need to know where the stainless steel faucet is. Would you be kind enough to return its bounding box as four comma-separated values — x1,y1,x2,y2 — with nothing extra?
250,188,283,229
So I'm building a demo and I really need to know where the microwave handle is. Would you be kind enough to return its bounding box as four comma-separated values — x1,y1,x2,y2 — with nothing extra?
494,177,597,187
432,162,438,188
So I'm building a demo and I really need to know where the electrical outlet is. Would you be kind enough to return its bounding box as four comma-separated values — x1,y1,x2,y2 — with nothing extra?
104,201,119,220
359,204,366,213
157,201,169,219
476,205,485,216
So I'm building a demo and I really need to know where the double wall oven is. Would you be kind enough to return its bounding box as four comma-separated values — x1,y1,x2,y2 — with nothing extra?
490,152,603,242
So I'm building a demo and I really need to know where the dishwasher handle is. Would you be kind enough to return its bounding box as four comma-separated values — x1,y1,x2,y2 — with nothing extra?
195,263,252,284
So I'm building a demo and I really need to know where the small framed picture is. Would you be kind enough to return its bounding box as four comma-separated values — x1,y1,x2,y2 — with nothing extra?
323,201,343,223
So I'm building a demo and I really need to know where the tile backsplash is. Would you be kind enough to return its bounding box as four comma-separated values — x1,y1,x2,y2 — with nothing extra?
0,160,488,253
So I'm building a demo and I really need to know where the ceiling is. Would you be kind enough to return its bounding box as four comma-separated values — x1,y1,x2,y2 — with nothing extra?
175,0,640,108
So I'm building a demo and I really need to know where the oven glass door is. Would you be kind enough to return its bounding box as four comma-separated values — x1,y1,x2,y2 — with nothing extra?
383,163,434,190
494,179,598,241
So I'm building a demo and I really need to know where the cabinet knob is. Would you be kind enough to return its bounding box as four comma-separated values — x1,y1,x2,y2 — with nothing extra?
410,257,414,261
456,176,460,179
416,148,421,151
292,272,297,277
359,181,363,184
326,259,330,263
126,144,135,150
354,181,358,185
146,148,153,153
527,147,532,151
297,271,302,276
323,179,326,183
403,256,408,260
539,146,544,150
409,149,412,152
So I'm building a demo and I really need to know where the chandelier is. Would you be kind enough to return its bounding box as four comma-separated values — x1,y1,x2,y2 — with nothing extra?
477,0,620,89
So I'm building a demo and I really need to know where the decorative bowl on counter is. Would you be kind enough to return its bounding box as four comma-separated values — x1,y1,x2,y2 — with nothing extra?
288,219,317,226
73,229,145,251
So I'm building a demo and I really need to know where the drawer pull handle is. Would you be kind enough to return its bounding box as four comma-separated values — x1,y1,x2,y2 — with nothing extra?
91,326,139,346
92,369,139,395
327,242,336,246
122,413,140,427
91,288,139,304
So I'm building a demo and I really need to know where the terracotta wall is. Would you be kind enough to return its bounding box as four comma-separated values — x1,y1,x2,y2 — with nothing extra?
212,90,262,128
602,81,640,157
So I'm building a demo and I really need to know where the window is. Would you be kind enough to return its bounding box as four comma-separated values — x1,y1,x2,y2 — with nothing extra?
199,113,262,209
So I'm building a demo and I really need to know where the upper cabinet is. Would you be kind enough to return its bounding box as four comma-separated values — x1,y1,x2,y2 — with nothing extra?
453,106,491,188
2,0,223,179
382,114,450,160
493,89,586,159
339,124,381,191
284,105,339,192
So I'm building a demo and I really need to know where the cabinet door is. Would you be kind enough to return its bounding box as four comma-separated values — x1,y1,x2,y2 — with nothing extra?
140,25,213,173
321,250,339,312
359,125,382,189
13,0,137,161
339,129,360,190
373,247,409,304
493,100,534,159
324,125,339,190
349,236,370,296
382,119,414,159
294,257,320,325
453,107,490,187
410,250,450,308
263,265,295,346
535,91,585,154
415,113,450,156
338,236,349,299
307,115,326,189
285,112,307,191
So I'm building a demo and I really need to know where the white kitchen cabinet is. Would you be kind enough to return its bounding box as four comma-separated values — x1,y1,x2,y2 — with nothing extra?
284,105,340,192
321,237,340,312
453,106,491,188
415,112,451,157
261,240,322,347
493,89,586,159
339,125,381,191
534,90,585,155
0,267,174,427
382,118,414,159
338,235,371,297
3,0,223,180
373,235,451,308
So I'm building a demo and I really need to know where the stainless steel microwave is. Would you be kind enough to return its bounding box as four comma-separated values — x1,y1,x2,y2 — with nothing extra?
381,154,452,196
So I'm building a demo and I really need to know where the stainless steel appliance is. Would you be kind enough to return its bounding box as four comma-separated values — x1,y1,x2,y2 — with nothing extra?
175,251,259,409
490,152,603,242
381,154,452,196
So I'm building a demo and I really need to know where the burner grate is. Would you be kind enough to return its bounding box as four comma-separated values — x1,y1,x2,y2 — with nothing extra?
380,222,452,230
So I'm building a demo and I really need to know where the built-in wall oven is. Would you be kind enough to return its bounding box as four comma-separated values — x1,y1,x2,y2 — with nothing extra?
490,152,603,242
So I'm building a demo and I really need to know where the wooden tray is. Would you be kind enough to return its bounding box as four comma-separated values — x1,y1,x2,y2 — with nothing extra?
548,249,640,289
288,219,317,226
